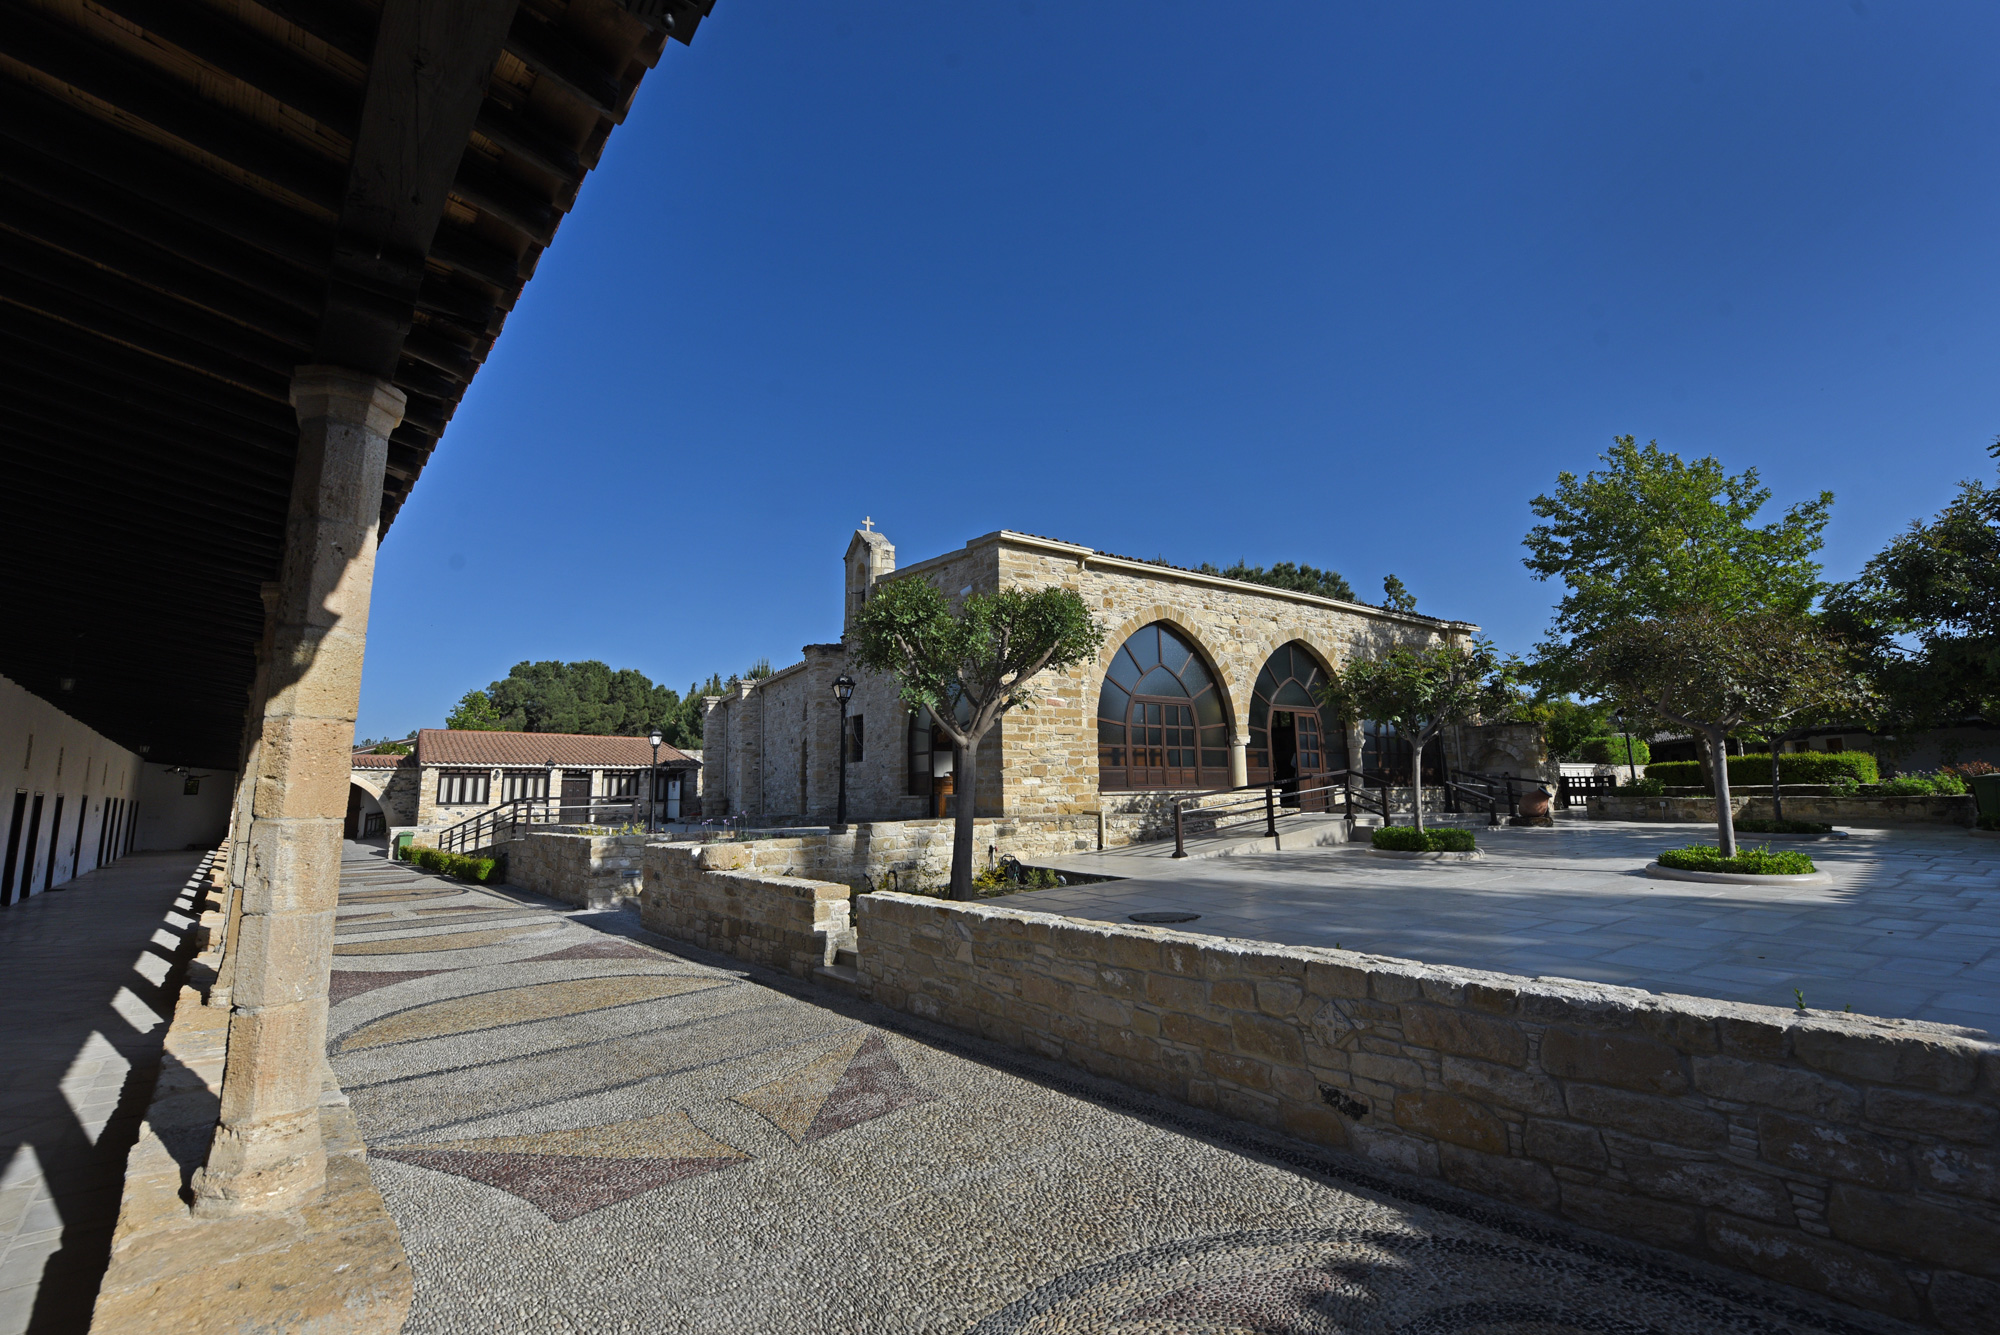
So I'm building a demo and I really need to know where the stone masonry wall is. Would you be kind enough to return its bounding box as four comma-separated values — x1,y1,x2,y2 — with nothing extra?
1590,793,1978,827
503,831,647,909
640,843,849,978
668,815,1102,894
855,892,2000,1329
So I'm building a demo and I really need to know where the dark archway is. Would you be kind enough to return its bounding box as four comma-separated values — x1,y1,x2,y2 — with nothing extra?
1097,623,1228,790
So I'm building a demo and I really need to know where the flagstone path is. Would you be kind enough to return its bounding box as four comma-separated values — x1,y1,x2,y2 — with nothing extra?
331,842,1927,1335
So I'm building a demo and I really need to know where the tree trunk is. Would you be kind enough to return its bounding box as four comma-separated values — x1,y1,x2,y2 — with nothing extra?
950,738,977,900
1695,731,1714,794
1708,725,1738,857
1409,731,1427,833
1771,738,1785,824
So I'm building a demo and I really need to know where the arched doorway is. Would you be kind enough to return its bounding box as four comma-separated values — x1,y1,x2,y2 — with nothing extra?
1248,642,1346,794
1097,623,1229,790
345,783,386,840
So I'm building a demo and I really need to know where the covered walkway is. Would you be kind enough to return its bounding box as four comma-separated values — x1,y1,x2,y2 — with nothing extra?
0,851,207,1334
330,842,1917,1334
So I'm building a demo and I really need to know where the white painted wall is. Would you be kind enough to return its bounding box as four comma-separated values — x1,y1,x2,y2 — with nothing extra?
1,674,145,900
135,762,237,852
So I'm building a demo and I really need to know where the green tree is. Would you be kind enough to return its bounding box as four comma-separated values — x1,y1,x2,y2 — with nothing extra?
1381,574,1416,613
1519,696,1612,760
1578,611,1868,855
1524,436,1833,689
446,689,503,731
851,580,1103,900
1320,638,1511,832
483,660,678,736
1823,444,2000,732
1197,560,1356,602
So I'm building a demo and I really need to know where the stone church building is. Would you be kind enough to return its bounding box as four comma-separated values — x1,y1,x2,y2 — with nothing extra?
701,526,1492,843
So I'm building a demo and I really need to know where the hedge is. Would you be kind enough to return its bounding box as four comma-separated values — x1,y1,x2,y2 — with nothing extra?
1658,844,1818,875
1645,751,1878,787
1577,735,1650,767
407,845,500,883
1373,826,1475,853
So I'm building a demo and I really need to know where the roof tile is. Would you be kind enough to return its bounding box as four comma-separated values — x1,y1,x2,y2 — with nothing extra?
415,729,695,768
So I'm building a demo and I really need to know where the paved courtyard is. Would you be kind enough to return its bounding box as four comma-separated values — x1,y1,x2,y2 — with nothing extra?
330,841,1926,1335
1033,821,2000,1036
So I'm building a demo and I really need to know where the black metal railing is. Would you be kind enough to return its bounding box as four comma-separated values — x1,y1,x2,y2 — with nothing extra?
1555,772,1617,809
1169,770,1396,858
432,795,651,856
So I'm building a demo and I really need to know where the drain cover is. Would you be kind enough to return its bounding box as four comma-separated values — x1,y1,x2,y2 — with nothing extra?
1129,911,1200,924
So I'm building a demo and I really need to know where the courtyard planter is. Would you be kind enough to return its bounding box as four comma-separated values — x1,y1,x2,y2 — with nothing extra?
1369,847,1482,862
1644,862,1831,887
1646,844,1829,887
1369,827,1478,859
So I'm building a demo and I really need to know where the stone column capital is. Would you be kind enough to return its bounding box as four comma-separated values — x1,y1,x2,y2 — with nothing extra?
289,365,408,439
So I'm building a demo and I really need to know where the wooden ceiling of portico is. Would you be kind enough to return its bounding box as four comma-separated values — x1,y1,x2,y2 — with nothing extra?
0,0,710,769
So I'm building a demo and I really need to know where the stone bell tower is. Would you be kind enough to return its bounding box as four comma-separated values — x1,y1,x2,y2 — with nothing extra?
843,519,895,635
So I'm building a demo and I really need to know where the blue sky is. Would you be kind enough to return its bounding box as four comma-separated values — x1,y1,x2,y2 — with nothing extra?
357,0,2000,739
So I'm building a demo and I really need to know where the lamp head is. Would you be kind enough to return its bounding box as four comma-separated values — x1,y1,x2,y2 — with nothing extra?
648,728,664,748
832,673,855,704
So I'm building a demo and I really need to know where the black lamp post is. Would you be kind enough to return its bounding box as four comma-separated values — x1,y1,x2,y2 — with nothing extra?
1615,709,1637,786
647,727,663,834
832,674,855,826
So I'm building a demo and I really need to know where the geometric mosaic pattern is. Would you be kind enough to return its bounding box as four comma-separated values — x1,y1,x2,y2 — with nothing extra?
374,1111,749,1222
328,969,448,1006
336,975,728,1051
731,1031,933,1145
333,924,551,956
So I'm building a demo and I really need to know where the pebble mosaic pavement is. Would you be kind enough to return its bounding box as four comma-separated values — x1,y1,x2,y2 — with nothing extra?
330,842,1927,1335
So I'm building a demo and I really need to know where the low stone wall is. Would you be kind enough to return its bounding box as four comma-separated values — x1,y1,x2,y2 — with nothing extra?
1589,793,1977,827
502,830,647,908
688,814,1102,893
640,843,850,978
855,892,2000,1328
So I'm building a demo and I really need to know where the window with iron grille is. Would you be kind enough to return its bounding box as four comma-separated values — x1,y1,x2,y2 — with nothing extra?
602,771,638,798
437,770,489,805
501,770,548,801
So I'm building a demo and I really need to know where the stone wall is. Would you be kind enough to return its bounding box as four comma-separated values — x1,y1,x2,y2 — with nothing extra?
501,830,647,909
854,892,2000,1329
1590,793,1978,827
639,843,849,978
666,815,1103,894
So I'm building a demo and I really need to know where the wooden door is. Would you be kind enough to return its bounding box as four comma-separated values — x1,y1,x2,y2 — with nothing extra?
560,772,592,823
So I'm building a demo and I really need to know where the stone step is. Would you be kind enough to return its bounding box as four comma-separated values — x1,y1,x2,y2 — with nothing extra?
814,963,860,993
834,948,858,970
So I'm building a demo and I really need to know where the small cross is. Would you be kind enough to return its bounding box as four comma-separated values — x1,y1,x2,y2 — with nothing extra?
862,516,874,532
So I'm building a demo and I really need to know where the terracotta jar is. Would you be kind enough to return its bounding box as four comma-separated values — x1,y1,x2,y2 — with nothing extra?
1518,787,1552,818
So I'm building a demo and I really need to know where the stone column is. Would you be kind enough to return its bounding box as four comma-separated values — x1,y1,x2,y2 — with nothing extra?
1228,733,1249,789
193,368,404,1216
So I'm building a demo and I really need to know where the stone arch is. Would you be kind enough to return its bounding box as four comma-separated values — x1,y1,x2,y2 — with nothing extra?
1093,606,1240,737
1094,616,1234,792
1245,638,1345,784
345,781,386,840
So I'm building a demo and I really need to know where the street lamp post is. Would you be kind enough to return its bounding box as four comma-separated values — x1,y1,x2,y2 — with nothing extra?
831,674,855,827
1615,709,1637,787
647,727,663,834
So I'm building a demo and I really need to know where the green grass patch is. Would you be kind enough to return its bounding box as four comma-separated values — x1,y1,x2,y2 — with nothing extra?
1732,818,1834,834
1372,826,1476,853
407,846,501,882
1658,844,1818,875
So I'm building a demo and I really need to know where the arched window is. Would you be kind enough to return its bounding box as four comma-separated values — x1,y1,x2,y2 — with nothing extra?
1248,642,1346,786
1097,624,1228,790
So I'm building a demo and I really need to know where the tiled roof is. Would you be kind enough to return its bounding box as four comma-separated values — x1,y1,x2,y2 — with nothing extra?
351,752,410,769
415,729,696,768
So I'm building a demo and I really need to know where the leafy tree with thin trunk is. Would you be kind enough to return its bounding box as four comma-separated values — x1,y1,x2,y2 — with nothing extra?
1578,611,1869,855
851,579,1104,900
1319,638,1510,833
1523,436,1832,693
446,689,503,731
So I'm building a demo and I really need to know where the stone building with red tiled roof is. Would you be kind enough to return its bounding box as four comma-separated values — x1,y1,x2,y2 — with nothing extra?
346,728,700,838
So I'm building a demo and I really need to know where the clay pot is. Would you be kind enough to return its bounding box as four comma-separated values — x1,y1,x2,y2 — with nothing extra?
1518,787,1552,818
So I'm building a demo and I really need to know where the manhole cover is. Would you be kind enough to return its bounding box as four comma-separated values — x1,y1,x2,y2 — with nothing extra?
1129,911,1200,924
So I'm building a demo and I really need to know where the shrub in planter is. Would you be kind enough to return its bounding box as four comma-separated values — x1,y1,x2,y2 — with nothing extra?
1372,826,1475,853
1577,735,1650,767
1878,771,1968,797
1734,818,1834,834
1645,751,1878,787
408,845,500,882
1619,776,1665,796
1658,844,1817,875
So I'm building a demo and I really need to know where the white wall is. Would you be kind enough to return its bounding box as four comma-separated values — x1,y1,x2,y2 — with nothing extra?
136,762,237,852
1,674,145,901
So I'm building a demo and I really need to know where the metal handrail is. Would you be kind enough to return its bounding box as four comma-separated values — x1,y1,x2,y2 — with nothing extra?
1170,769,1383,857
432,795,651,856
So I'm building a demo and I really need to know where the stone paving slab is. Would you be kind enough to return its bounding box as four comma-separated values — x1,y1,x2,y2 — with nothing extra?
330,843,1930,1335
0,850,207,1335
1031,822,2000,1035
